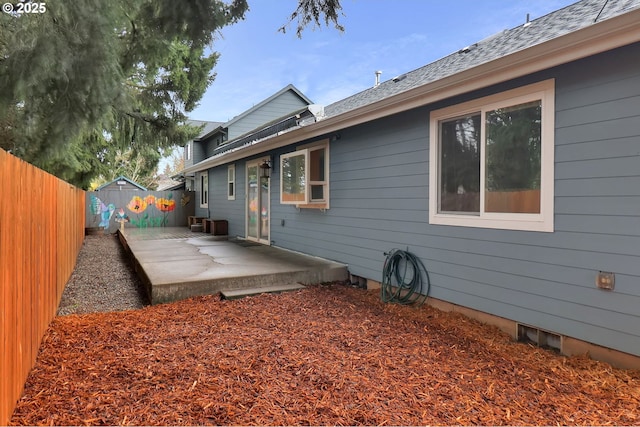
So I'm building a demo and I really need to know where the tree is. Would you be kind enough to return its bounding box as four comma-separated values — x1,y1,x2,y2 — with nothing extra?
162,148,186,178
0,0,344,188
0,0,248,188
280,0,344,37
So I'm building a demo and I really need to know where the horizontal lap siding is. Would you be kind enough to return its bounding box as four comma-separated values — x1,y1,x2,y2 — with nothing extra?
270,43,640,356
228,91,309,139
209,162,246,238
271,109,430,276
543,43,640,352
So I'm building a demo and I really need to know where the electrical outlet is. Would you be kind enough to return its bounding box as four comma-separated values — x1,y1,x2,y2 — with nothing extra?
596,271,615,290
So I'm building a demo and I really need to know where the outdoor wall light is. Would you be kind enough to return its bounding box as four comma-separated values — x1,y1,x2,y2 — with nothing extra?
259,159,271,179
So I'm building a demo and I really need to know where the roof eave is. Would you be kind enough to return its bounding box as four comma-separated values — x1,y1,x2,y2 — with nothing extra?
183,9,640,174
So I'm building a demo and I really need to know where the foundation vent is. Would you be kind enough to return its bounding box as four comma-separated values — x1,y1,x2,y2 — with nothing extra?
517,324,562,352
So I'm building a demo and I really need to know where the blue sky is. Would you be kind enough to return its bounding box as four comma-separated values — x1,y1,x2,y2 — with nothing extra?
189,0,578,122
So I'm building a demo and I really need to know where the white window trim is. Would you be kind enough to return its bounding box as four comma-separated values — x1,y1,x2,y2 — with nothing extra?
280,150,309,204
227,164,236,200
428,79,555,232
279,139,330,209
200,172,208,208
185,143,191,161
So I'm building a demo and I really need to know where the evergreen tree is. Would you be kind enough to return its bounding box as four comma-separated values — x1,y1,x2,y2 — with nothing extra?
0,0,247,188
0,0,344,188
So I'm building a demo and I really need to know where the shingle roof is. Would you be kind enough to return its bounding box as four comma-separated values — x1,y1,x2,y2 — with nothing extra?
187,120,224,140
324,0,640,118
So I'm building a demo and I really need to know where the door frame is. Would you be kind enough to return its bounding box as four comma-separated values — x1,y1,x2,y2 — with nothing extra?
245,159,271,245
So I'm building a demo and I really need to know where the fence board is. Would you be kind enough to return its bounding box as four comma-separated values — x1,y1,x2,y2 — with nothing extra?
0,149,85,425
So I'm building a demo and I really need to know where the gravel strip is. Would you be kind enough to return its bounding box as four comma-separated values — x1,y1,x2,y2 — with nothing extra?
57,234,148,316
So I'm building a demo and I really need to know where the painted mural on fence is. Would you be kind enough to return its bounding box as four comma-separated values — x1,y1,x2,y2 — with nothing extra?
86,190,195,233
127,194,176,227
90,195,116,229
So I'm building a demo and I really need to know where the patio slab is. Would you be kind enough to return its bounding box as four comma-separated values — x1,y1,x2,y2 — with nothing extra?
119,227,349,304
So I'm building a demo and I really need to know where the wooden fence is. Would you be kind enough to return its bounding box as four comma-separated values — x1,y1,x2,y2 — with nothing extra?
0,149,85,425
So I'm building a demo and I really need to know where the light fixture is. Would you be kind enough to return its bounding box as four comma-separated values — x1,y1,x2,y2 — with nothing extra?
259,159,271,179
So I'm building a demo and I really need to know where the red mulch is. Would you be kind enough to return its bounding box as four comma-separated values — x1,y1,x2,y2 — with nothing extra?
10,284,640,426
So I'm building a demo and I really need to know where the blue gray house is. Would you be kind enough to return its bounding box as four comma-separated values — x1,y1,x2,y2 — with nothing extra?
185,85,317,219
179,119,223,191
182,0,640,368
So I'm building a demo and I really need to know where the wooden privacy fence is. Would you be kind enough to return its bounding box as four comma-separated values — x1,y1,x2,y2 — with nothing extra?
0,149,85,425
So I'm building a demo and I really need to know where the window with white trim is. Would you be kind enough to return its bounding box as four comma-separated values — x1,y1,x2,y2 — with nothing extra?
200,172,208,208
185,143,191,160
227,164,235,200
280,140,329,209
429,80,554,232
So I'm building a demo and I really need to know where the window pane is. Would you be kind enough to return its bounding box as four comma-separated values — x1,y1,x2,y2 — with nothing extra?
310,184,324,200
485,101,541,213
281,152,306,202
439,114,481,213
310,148,325,181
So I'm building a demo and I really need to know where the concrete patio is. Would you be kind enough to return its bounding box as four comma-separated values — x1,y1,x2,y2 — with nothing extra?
118,227,349,304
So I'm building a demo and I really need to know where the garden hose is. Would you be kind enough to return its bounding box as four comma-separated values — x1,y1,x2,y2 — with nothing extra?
381,248,430,306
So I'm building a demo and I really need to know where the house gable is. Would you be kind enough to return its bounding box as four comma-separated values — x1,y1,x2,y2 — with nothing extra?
225,85,313,140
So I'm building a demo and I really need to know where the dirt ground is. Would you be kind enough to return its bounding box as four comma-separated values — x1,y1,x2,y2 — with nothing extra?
10,283,640,426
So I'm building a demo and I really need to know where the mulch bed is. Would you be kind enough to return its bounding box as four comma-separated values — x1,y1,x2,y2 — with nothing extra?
10,284,640,426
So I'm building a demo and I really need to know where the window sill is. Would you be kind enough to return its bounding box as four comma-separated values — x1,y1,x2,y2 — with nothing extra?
429,213,553,232
297,203,328,210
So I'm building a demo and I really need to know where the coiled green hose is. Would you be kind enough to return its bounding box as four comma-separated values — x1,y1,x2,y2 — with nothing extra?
381,248,430,306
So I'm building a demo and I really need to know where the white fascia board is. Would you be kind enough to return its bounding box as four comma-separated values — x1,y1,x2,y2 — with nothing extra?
183,9,640,175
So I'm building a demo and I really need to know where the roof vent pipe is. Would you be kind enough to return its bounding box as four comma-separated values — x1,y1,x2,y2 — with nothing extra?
374,70,382,88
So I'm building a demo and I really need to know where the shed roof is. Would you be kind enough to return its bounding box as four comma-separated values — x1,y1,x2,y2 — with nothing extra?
95,175,147,191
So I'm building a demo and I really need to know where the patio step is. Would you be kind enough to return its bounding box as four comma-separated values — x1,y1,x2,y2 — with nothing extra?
220,283,306,300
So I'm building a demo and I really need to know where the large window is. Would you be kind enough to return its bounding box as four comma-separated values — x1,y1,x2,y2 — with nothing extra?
280,140,329,208
429,80,554,232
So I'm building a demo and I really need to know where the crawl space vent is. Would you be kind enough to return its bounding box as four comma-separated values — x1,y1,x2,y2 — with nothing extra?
517,324,561,352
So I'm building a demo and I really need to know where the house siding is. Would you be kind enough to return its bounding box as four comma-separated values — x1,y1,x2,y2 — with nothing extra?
228,91,309,139
264,43,640,357
192,139,206,165
209,161,246,238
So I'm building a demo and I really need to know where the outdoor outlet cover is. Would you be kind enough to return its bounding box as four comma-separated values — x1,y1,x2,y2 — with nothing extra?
596,271,615,290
